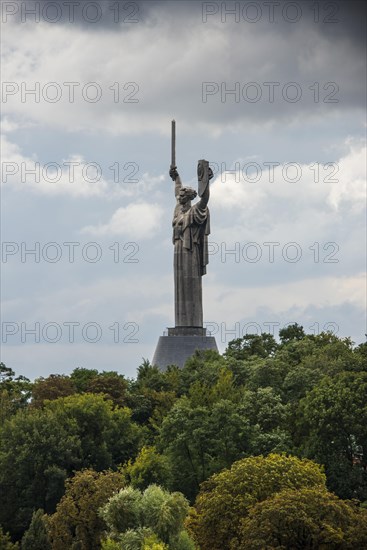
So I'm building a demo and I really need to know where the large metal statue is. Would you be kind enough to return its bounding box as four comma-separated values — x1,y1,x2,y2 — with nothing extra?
168,120,213,328
151,121,218,368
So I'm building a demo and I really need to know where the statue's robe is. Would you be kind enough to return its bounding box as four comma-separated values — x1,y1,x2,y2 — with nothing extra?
172,202,210,327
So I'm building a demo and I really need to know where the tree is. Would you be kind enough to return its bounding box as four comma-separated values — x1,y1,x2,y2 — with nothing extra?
70,367,99,393
179,350,227,392
0,408,80,539
48,469,124,550
45,393,142,470
135,361,171,393
241,356,290,394
0,527,19,549
239,387,293,455
160,398,251,499
187,453,326,550
279,322,305,344
124,446,172,490
21,509,51,549
31,375,75,408
236,487,367,549
100,484,194,549
224,333,278,361
187,367,239,409
354,341,367,364
0,363,32,421
0,394,142,540
241,387,286,432
297,371,367,499
85,372,128,407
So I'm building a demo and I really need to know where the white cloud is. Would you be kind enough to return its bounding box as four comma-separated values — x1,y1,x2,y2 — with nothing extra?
209,139,366,246
327,140,366,212
81,202,163,239
1,134,109,197
205,273,366,324
1,134,166,199
1,116,36,132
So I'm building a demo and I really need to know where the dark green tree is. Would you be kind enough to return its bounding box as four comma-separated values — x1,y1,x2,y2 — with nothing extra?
224,333,278,361
69,367,99,393
0,363,32,421
160,397,251,499
0,394,142,539
31,374,75,408
297,371,367,499
21,509,51,550
0,407,79,539
86,372,128,407
279,322,305,344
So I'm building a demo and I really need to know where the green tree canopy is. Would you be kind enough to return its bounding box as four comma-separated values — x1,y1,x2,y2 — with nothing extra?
236,487,367,549
124,446,172,490
69,367,99,392
31,374,75,408
187,453,326,550
279,322,306,344
48,469,124,550
85,372,128,406
21,509,51,550
0,394,142,539
45,393,142,470
160,397,251,499
100,484,194,550
297,371,367,500
225,333,278,361
0,363,32,422
0,407,80,539
0,527,19,549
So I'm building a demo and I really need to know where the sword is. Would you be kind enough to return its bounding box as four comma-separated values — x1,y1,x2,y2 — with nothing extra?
171,119,176,170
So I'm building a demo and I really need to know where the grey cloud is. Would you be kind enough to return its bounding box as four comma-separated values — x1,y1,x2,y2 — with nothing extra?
3,1,365,133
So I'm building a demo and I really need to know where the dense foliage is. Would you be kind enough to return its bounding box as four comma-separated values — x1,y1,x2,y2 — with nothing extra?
186,453,326,549
0,327,366,548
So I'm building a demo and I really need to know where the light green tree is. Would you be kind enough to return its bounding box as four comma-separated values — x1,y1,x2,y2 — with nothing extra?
187,453,326,550
124,446,172,490
0,527,19,549
100,484,194,549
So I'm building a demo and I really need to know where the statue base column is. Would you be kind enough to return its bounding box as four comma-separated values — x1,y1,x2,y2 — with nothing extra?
152,327,218,370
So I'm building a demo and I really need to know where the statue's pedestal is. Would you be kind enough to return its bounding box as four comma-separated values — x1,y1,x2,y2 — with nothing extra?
152,327,218,370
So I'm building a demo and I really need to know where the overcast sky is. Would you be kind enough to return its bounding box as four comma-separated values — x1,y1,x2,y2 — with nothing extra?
1,0,366,380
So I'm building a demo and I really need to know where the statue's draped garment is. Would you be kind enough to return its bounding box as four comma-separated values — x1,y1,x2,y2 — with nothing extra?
172,189,210,327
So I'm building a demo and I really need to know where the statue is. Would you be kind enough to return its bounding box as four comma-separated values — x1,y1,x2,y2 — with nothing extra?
151,120,218,368
169,120,213,328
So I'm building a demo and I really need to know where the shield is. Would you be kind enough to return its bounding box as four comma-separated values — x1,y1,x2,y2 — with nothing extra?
197,159,210,197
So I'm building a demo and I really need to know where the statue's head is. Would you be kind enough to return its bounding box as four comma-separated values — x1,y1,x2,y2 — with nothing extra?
179,187,197,205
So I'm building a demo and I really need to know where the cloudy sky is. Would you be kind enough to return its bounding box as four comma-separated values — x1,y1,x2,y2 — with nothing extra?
1,0,366,380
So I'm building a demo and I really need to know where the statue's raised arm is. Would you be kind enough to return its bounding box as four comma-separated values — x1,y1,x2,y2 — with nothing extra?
169,164,183,198
197,159,213,209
